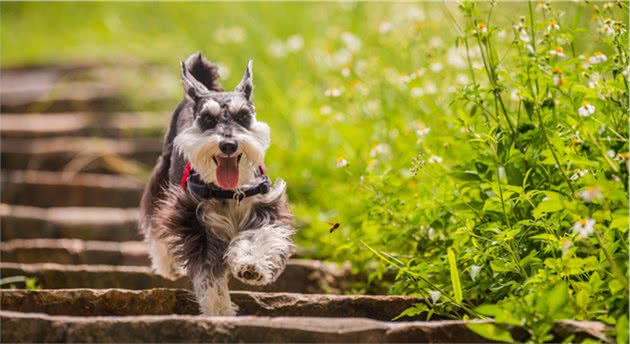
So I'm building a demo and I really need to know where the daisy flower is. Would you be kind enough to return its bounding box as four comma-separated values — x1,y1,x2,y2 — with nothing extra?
549,46,565,58
336,156,349,168
415,125,431,138
476,22,488,34
428,155,443,164
379,22,393,34
578,186,604,203
547,20,560,32
572,218,596,238
589,51,607,64
578,101,595,117
325,88,342,97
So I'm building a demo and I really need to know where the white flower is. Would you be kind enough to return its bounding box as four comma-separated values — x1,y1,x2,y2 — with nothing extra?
572,218,596,238
320,106,332,115
216,63,230,79
429,37,443,47
370,143,391,157
447,47,467,69
415,126,431,138
424,82,437,95
428,155,443,164
429,290,442,304
547,20,560,32
430,62,443,73
510,89,521,102
268,40,287,58
341,67,351,77
214,26,246,44
570,169,589,181
470,265,482,281
476,22,488,34
286,34,304,52
407,7,425,21
341,32,362,52
410,87,424,97
549,46,565,58
578,102,595,117
589,52,607,64
456,74,470,85
336,156,349,168
332,49,353,66
578,186,604,203
379,22,392,34
325,88,342,97
519,28,531,42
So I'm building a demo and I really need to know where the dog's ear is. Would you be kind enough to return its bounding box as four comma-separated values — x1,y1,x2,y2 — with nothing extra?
181,61,210,102
234,60,254,101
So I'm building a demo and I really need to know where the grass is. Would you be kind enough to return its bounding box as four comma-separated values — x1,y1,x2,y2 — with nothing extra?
2,1,628,342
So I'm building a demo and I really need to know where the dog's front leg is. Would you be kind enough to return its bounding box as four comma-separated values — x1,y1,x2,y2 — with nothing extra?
225,224,294,286
191,270,237,316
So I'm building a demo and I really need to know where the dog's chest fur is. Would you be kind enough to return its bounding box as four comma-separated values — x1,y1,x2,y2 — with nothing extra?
198,198,256,241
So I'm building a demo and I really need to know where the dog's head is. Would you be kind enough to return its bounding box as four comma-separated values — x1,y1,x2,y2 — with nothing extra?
174,54,270,190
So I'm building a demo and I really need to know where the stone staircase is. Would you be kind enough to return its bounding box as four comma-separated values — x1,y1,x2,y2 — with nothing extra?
0,64,611,343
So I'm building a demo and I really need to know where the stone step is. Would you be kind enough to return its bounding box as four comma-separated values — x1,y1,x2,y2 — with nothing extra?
1,239,149,266
0,288,421,321
0,310,609,343
0,62,149,113
0,260,349,294
0,239,315,266
1,137,161,172
0,81,124,113
0,204,141,241
1,171,143,207
0,112,166,139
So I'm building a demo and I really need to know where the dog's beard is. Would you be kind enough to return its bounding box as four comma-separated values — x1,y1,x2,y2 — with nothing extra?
174,121,270,189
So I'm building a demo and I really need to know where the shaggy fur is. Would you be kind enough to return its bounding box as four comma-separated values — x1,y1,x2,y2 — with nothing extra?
139,52,295,316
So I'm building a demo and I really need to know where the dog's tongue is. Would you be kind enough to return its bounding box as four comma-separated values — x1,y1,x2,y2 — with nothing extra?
215,156,239,189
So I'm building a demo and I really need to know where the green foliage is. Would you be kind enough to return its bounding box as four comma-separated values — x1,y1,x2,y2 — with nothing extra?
0,276,41,290
2,1,627,342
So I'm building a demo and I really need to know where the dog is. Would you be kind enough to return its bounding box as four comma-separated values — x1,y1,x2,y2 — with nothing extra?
139,52,294,316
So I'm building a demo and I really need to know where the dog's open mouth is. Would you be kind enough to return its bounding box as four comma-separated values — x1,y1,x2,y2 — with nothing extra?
213,154,242,190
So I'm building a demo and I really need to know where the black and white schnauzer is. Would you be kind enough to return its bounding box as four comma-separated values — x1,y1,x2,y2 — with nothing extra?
139,53,294,316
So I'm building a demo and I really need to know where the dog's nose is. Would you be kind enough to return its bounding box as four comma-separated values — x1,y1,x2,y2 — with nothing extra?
219,141,238,155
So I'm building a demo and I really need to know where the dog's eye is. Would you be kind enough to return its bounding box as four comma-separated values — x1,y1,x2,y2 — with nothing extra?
233,109,252,128
197,112,218,130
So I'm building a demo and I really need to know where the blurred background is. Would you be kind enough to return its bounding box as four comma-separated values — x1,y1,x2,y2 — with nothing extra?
2,2,629,337
1,2,613,256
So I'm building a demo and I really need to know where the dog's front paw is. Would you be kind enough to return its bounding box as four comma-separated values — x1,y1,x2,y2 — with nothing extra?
231,261,275,286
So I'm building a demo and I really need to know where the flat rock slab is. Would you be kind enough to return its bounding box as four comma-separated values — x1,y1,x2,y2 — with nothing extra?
0,260,349,294
0,288,422,321
0,63,167,113
0,311,610,343
1,137,161,171
1,239,149,266
0,81,124,113
0,112,167,139
0,204,141,241
1,170,143,207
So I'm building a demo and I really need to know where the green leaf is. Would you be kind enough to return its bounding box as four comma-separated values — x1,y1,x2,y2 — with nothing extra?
447,247,463,304
393,303,429,320
610,216,629,233
616,315,628,344
467,322,514,343
533,199,564,219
